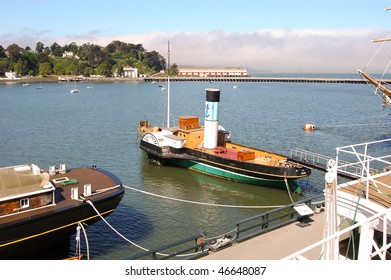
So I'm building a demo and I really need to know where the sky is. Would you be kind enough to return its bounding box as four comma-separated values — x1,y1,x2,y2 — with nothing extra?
2,0,391,73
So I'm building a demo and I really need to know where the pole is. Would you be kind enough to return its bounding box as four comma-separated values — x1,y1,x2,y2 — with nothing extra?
167,41,170,128
322,159,339,260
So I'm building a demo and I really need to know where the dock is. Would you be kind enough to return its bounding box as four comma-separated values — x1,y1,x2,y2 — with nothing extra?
200,139,391,260
143,76,384,84
200,211,325,260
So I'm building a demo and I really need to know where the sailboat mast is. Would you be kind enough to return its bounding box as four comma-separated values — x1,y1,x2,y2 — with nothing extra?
167,41,170,128
358,70,391,97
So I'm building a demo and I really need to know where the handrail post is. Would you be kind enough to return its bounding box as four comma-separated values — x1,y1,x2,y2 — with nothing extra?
290,205,295,219
262,214,269,229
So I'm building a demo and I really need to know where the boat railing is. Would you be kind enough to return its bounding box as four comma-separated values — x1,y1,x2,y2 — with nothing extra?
286,139,391,260
235,194,324,243
126,232,208,260
283,206,391,260
290,148,378,178
336,138,391,200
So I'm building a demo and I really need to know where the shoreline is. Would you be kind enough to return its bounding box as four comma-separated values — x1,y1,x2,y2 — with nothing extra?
0,76,143,84
0,75,378,84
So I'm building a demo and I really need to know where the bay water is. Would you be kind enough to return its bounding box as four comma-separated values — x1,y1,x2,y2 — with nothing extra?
0,77,389,259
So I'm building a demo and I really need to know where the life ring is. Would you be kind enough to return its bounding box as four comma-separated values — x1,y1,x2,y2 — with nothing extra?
196,236,205,245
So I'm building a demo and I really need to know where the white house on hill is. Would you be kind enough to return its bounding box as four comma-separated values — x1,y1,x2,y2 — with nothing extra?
123,66,138,78
5,72,17,79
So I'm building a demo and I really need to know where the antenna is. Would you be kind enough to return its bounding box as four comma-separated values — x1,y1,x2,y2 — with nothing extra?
167,41,170,128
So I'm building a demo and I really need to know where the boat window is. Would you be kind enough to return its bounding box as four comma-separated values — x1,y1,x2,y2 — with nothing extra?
20,198,30,209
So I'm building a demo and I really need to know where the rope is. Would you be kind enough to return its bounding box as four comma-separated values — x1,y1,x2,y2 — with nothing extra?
75,225,81,258
123,185,287,209
363,30,391,70
344,179,365,260
85,199,208,259
312,112,391,130
320,121,391,129
283,177,294,204
381,56,391,80
84,185,302,259
85,199,151,252
206,228,237,241
78,222,90,260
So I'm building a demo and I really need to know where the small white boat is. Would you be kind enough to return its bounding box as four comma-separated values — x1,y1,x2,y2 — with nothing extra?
70,78,79,93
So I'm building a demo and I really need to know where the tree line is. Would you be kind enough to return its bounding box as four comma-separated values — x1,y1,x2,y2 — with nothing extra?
0,40,168,78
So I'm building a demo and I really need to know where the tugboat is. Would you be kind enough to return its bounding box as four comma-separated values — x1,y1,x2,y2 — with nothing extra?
0,163,125,259
138,88,310,192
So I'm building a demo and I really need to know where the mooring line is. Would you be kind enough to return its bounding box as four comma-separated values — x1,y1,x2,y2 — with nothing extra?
123,185,287,209
86,200,151,252
86,199,211,258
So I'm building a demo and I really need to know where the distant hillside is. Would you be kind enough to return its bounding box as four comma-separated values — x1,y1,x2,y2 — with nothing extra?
0,41,166,78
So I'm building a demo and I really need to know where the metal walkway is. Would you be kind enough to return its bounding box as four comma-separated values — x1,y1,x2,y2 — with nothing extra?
289,148,378,179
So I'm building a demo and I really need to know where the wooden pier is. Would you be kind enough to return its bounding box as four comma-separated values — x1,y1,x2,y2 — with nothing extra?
143,76,382,84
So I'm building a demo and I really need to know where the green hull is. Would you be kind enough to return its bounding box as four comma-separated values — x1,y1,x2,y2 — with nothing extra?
171,158,302,192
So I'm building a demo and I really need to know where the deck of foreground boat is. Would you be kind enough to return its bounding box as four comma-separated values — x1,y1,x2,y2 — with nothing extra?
200,211,325,260
201,171,391,260
338,172,391,208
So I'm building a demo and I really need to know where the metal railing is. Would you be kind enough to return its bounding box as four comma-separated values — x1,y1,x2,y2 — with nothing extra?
126,194,325,260
235,194,324,243
284,207,391,260
335,139,391,186
290,148,378,178
286,139,391,260
127,233,208,260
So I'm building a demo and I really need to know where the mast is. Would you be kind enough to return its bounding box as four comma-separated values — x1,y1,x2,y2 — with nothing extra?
372,38,391,43
167,41,170,128
358,7,391,110
358,70,391,109
358,70,391,97
322,159,339,260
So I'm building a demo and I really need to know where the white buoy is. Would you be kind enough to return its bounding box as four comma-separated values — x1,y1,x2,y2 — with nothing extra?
303,124,316,131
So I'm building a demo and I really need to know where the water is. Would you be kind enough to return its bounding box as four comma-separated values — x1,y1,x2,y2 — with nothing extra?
0,79,390,259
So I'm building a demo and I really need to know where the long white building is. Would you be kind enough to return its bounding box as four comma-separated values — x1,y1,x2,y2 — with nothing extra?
178,67,248,77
